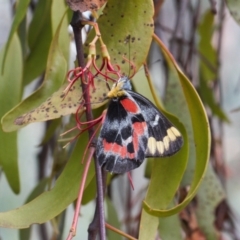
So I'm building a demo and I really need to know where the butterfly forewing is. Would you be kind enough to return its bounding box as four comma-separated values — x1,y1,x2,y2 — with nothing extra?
129,91,183,157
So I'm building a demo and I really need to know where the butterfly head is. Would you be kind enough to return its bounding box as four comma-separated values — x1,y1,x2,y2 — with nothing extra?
107,76,132,99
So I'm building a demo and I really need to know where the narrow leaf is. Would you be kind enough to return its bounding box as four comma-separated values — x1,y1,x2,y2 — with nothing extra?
2,16,67,132
0,34,22,193
159,214,182,240
0,133,95,228
1,0,30,73
196,164,225,239
23,0,52,85
142,36,210,216
19,178,49,240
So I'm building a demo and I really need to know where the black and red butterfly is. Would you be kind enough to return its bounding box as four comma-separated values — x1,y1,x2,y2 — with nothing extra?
96,76,183,174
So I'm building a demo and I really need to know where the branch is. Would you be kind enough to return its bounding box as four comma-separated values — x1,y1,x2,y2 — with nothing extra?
69,11,106,240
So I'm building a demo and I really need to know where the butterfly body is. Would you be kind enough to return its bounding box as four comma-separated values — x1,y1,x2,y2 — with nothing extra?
96,76,183,174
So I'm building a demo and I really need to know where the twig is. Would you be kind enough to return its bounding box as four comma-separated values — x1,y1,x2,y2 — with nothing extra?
69,11,106,240
105,223,138,240
66,147,94,240
170,0,189,61
212,0,226,184
88,169,108,239
208,0,217,14
153,0,164,21
183,0,201,79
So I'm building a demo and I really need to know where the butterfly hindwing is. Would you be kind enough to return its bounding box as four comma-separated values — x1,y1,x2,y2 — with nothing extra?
96,95,148,174
129,91,183,157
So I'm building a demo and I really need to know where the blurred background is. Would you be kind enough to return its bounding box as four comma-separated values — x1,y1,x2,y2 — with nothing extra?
1,0,240,239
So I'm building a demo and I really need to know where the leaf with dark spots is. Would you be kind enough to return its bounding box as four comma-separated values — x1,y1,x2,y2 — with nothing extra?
13,79,109,127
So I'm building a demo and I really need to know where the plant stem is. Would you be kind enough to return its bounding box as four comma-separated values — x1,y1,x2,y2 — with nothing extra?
70,11,106,240
88,169,107,240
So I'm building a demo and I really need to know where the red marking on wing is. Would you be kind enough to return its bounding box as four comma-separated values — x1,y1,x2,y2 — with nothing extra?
120,98,140,113
103,139,135,159
132,122,147,152
133,122,147,135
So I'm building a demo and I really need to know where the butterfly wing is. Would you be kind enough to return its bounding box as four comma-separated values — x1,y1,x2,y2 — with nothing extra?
96,94,148,173
129,90,183,157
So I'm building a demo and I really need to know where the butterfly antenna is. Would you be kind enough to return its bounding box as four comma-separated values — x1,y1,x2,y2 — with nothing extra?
60,126,79,137
61,131,83,149
122,56,136,79
128,34,131,78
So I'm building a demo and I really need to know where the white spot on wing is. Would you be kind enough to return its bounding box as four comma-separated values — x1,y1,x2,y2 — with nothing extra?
153,115,160,126
171,127,181,137
147,137,157,154
167,128,177,141
163,136,170,150
156,141,164,154
122,136,133,145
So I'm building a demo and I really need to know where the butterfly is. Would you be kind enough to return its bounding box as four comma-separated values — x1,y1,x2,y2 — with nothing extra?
96,76,183,174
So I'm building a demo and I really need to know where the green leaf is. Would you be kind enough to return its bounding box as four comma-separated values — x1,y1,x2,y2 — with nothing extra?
198,10,217,81
10,79,108,128
0,33,22,193
142,121,187,212
51,0,70,61
199,74,229,121
196,164,225,239
198,10,228,122
159,213,182,239
106,198,122,240
135,45,189,239
132,63,189,210
142,37,210,216
1,0,30,73
19,178,49,240
139,210,159,240
23,0,52,85
87,0,154,75
2,15,67,132
164,50,196,186
0,133,95,228
225,0,240,25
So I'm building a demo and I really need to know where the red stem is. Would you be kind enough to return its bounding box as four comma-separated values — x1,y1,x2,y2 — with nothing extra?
66,147,94,240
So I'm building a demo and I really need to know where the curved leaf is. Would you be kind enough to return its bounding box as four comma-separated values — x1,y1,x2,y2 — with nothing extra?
198,10,217,82
2,13,68,132
158,211,182,239
0,133,94,228
1,0,30,73
51,0,70,61
11,79,108,128
133,51,188,240
0,34,22,193
142,36,210,217
198,10,228,122
23,0,52,85
19,178,49,240
106,198,122,240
